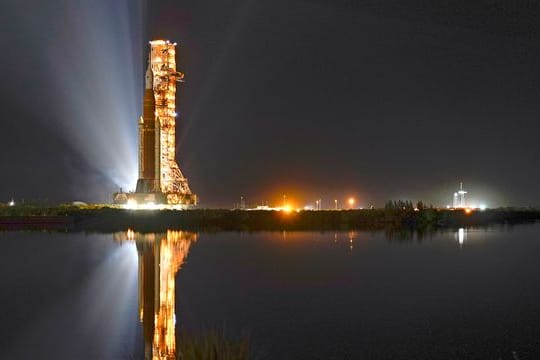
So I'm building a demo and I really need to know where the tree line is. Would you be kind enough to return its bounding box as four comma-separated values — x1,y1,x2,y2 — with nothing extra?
384,200,433,210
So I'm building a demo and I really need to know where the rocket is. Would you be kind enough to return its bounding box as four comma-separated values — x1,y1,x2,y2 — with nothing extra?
136,61,160,193
126,40,196,206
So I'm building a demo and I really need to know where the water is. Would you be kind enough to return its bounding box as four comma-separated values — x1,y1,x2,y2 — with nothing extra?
1,225,540,359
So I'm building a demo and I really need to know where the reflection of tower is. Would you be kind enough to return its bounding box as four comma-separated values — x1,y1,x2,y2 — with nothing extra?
126,39,197,206
456,227,467,247
114,230,197,359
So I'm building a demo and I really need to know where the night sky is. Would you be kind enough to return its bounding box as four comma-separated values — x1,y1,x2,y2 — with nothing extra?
1,0,540,207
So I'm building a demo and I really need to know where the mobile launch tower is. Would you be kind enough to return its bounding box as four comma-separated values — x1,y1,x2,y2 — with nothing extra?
114,40,197,207
452,182,467,208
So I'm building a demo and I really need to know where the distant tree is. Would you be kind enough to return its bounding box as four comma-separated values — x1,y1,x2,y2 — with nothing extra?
416,201,424,210
403,200,412,210
385,200,416,211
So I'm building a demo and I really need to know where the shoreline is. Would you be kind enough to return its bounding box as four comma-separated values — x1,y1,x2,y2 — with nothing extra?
0,207,538,233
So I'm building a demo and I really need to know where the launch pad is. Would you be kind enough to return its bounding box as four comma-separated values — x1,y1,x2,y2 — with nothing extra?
114,40,197,208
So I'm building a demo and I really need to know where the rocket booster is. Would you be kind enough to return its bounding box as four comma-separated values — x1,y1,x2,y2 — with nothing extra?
136,62,159,193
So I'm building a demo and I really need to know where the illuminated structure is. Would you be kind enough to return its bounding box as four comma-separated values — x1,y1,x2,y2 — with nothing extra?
115,40,197,207
115,229,197,360
452,182,467,208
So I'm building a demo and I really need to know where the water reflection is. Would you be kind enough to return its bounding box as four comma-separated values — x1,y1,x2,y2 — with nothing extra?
456,227,467,247
348,231,356,251
114,230,197,360
383,227,474,248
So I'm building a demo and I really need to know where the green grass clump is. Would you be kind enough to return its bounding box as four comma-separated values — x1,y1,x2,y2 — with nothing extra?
177,330,250,360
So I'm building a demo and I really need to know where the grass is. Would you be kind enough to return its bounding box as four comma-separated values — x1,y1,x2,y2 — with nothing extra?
177,330,250,360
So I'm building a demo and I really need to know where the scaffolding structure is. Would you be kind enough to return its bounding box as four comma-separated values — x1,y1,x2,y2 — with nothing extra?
148,40,195,205
113,40,198,209
113,40,197,207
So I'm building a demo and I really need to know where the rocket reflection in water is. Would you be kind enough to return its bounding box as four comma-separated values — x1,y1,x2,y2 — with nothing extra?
114,230,197,359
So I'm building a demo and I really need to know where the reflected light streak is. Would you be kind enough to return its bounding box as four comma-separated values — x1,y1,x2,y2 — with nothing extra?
2,237,140,359
457,228,467,247
72,239,139,358
348,231,356,251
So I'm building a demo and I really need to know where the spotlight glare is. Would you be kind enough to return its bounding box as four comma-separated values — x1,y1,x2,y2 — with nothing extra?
43,0,142,197
125,199,138,210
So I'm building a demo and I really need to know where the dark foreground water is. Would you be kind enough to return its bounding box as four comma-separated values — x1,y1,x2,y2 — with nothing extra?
1,225,540,359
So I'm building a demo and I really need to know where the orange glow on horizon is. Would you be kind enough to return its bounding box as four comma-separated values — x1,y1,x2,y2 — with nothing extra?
282,204,293,213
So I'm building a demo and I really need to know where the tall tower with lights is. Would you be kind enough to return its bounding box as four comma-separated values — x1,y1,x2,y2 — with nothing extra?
452,182,467,208
116,40,197,207
147,40,193,202
458,182,467,208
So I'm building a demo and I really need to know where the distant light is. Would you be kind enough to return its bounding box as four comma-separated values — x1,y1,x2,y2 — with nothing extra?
254,205,272,211
173,112,178,117
348,197,355,208
143,202,160,210
282,204,292,213
8,199,15,207
479,204,487,211
126,199,138,210
124,200,163,211
465,208,472,214
446,205,451,209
